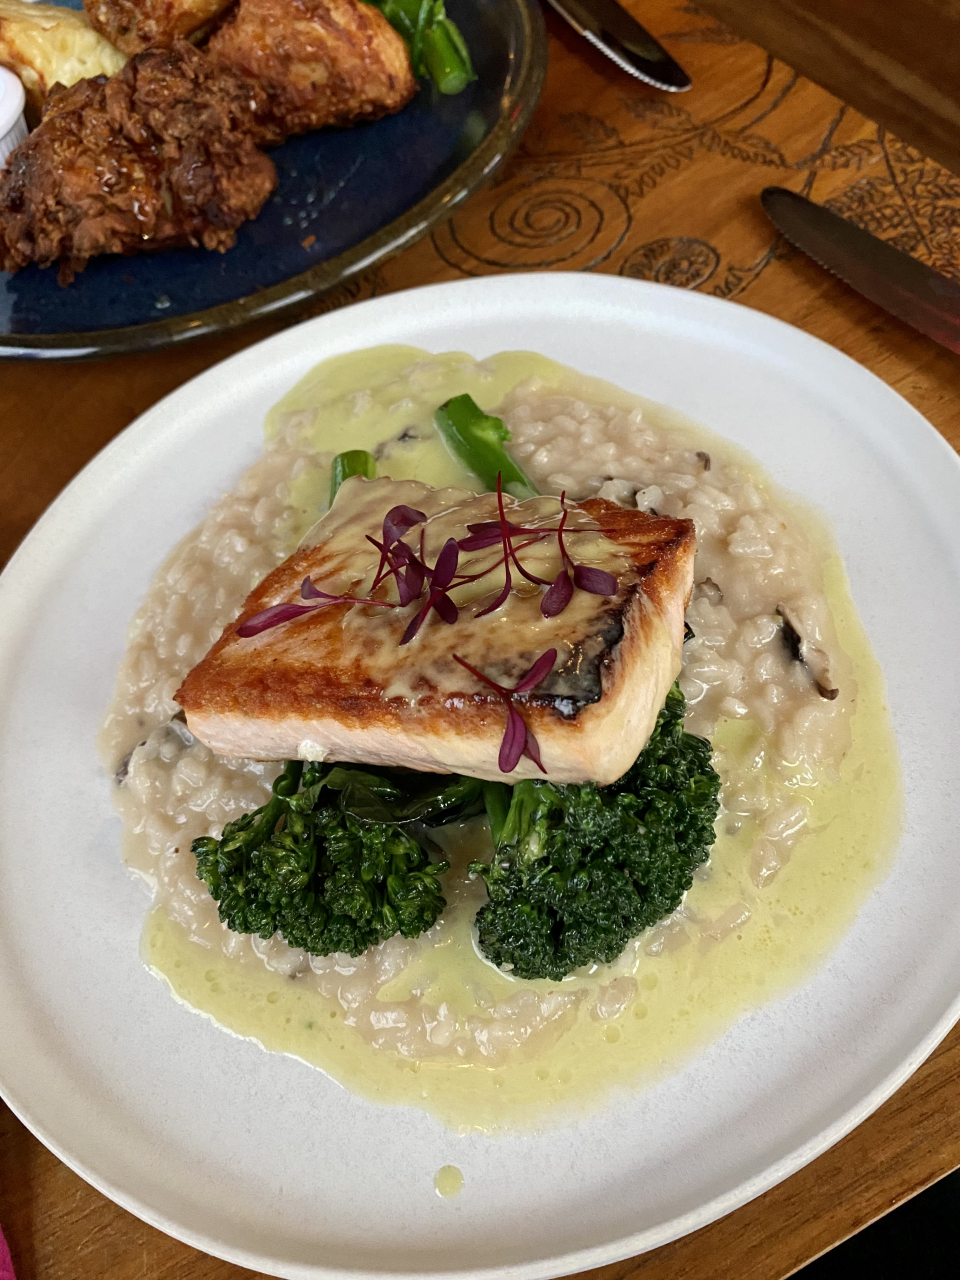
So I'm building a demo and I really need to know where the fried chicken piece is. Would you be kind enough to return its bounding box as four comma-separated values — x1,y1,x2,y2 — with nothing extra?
82,0,233,56
208,0,416,142
0,41,276,283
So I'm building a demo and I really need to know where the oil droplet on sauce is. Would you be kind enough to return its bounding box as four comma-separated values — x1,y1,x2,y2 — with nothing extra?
434,1166,464,1198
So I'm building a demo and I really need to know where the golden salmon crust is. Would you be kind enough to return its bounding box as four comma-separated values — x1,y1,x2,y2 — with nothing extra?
176,494,696,785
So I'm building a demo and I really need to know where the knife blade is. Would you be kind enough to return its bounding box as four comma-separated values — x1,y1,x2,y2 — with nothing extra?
545,0,691,92
761,186,960,355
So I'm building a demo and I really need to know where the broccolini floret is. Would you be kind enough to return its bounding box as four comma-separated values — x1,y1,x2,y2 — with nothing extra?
193,760,483,957
193,690,718,972
469,685,721,980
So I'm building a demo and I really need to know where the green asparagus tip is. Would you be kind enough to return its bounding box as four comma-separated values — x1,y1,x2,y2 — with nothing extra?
434,394,539,500
423,18,476,94
375,0,475,95
330,449,377,504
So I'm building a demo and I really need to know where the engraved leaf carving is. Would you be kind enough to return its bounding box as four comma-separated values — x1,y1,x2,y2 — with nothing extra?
559,113,623,148
613,145,697,198
620,99,693,129
802,139,882,172
700,129,787,168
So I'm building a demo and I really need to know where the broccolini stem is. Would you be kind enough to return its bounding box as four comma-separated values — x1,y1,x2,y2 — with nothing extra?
330,450,377,504
434,395,538,500
273,759,304,798
481,781,512,845
422,15,476,94
375,0,475,94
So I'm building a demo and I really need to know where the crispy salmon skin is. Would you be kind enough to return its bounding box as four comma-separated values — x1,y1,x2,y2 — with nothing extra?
176,477,696,783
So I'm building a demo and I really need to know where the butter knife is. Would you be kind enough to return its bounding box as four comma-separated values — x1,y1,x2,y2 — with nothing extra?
545,0,691,92
762,186,960,355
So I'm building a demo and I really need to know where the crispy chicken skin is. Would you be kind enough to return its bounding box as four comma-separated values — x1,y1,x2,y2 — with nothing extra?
0,41,276,283
176,480,697,786
208,0,416,141
82,0,234,56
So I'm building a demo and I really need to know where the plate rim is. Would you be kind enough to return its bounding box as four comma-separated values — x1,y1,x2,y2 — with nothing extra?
3,272,960,1279
0,0,546,361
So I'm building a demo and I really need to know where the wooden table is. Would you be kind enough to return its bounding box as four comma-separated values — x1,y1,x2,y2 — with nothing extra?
3,2,960,1276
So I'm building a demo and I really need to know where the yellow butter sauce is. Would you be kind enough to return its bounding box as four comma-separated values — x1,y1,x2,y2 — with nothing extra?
434,1166,465,1198
143,347,901,1134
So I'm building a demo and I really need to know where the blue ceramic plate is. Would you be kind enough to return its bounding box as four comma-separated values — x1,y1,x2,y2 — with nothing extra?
0,0,546,358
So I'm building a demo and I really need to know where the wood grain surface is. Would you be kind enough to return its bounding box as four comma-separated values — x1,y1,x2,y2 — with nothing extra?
3,2,960,1278
697,0,960,181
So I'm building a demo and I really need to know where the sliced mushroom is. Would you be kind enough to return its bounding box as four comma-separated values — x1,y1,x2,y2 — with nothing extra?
696,450,711,472
596,477,639,507
694,577,723,605
115,743,144,785
776,605,839,700
374,425,422,461
168,714,197,746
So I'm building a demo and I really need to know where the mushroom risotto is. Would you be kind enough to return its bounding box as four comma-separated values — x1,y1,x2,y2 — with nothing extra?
100,348,900,1130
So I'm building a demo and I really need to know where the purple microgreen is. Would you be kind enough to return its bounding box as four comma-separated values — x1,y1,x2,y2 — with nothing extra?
430,537,460,591
540,570,573,618
539,496,618,617
366,534,392,592
239,580,396,638
431,591,459,625
299,576,396,609
475,478,543,617
554,501,572,565
400,606,429,646
382,504,427,547
239,481,618,651
401,559,425,606
456,529,505,552
499,704,528,773
399,538,461,645
370,505,427,592
457,518,529,552
522,725,545,772
475,573,513,618
495,477,551,588
237,602,322,637
572,564,618,595
512,647,559,692
452,649,556,774
452,653,505,694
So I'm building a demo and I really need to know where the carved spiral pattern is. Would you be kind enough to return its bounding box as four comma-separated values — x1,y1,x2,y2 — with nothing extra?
619,237,720,289
433,177,631,274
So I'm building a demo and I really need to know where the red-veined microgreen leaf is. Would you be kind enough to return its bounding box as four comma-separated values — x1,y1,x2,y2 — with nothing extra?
540,570,573,617
382,504,427,546
431,538,460,590
572,564,618,595
237,603,320,637
512,647,558,692
522,727,546,773
431,591,459,625
453,649,555,774
499,704,528,773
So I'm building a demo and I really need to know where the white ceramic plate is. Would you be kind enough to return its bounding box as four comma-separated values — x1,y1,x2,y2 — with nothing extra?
2,274,960,1280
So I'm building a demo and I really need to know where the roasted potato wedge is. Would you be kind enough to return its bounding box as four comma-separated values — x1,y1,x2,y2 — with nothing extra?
83,0,235,56
0,0,125,115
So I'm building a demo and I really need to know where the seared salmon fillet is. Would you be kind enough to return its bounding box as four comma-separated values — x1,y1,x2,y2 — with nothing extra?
176,477,696,784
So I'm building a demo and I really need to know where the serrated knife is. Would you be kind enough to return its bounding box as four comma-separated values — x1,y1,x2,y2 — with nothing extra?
762,186,960,355
545,0,691,91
